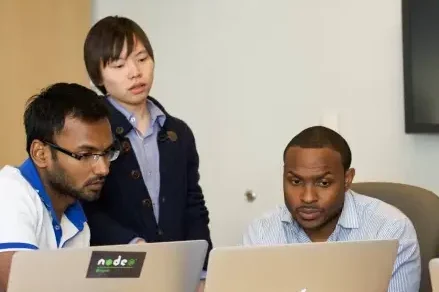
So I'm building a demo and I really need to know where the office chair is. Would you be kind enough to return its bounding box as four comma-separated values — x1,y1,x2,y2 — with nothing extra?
351,182,439,292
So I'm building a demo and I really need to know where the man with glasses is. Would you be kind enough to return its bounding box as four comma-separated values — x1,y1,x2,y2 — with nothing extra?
0,83,119,291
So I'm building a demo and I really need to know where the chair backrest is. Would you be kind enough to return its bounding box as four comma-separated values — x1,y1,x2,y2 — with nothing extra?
351,182,439,292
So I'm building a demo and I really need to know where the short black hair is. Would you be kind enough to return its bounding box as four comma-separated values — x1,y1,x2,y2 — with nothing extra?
84,16,154,94
283,126,352,170
24,83,110,154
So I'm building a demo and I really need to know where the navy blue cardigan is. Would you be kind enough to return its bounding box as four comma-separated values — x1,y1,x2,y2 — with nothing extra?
82,97,213,269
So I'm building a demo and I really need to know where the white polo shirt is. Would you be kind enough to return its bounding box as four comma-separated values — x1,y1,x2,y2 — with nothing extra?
0,159,90,252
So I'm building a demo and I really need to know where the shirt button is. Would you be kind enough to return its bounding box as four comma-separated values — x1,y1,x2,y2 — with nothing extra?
130,117,136,123
158,229,164,236
148,171,152,176
161,197,166,203
131,170,141,179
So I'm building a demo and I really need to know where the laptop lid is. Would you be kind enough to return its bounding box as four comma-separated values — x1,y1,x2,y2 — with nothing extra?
7,240,208,292
204,239,398,292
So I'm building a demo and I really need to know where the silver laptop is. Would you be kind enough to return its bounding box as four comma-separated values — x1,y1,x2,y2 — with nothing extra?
7,240,208,292
204,239,398,292
429,258,439,291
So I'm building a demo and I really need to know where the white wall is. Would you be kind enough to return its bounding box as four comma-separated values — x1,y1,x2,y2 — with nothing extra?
93,0,439,246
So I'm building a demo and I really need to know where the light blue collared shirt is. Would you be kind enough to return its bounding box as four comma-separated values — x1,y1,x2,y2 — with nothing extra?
243,190,421,292
108,97,166,222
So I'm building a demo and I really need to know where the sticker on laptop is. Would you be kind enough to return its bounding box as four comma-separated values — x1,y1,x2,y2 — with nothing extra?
86,251,146,278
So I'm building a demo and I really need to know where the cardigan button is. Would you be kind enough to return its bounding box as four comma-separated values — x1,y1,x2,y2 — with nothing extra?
122,141,131,153
142,198,152,208
131,170,141,179
116,127,124,135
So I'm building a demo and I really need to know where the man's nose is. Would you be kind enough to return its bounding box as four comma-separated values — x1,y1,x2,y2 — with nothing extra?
300,185,318,203
93,156,110,177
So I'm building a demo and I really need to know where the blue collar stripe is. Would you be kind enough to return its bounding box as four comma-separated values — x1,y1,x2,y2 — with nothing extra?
18,159,86,247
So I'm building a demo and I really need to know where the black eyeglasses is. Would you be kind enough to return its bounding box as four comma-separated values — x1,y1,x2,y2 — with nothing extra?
44,141,120,166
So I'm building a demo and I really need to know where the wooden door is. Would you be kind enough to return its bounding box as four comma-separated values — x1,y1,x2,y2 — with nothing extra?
0,0,91,166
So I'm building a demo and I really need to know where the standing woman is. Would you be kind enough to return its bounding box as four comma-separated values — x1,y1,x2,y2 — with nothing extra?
82,15,212,286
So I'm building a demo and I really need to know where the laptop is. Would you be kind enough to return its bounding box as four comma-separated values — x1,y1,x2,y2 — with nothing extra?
429,258,439,291
204,239,398,292
7,240,208,292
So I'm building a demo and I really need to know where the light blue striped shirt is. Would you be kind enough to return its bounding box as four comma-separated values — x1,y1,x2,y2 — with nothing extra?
243,190,421,292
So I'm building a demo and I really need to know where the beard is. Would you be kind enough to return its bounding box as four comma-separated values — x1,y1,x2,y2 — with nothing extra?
45,161,103,202
284,190,345,232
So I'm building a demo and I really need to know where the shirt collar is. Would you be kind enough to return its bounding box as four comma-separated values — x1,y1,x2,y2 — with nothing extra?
337,190,360,229
18,158,86,245
107,97,166,129
280,206,294,224
280,190,360,229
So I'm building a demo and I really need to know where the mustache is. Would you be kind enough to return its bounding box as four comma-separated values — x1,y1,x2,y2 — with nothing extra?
296,206,323,212
85,176,106,186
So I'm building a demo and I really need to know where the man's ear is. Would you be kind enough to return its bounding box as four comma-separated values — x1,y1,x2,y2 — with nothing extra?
30,140,50,168
344,168,356,191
